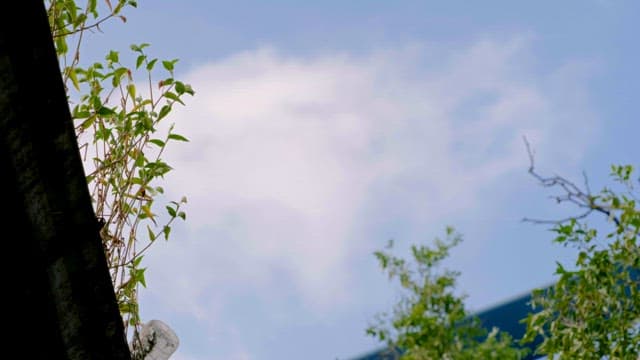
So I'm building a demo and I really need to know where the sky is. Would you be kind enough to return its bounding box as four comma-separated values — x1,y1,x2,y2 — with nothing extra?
79,1,638,359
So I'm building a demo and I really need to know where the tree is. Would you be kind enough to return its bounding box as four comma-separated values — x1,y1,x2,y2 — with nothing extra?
45,0,194,346
367,228,528,359
368,159,639,359
521,161,640,359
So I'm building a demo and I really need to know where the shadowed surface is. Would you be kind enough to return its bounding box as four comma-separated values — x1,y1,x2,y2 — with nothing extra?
0,2,130,359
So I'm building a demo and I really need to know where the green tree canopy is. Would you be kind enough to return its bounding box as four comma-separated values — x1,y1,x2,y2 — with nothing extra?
368,163,639,360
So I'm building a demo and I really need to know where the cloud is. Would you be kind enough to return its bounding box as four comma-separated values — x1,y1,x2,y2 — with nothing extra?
140,36,597,356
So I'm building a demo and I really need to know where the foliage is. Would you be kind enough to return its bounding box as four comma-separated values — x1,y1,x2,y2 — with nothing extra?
522,164,640,359
45,0,194,339
369,163,639,359
367,227,528,360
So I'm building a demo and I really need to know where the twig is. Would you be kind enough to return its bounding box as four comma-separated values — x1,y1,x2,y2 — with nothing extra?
522,136,621,227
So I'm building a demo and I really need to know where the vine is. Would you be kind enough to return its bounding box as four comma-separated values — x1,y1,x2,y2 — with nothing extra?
46,0,194,340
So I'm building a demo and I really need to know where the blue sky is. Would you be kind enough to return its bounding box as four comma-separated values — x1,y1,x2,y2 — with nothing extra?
81,1,638,359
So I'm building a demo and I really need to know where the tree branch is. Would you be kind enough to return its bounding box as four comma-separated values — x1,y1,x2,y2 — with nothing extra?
522,136,621,227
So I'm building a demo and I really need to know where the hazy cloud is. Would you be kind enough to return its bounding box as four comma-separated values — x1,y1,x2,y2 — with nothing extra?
140,36,597,358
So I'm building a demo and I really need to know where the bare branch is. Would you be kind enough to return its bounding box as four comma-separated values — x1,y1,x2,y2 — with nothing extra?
522,136,621,227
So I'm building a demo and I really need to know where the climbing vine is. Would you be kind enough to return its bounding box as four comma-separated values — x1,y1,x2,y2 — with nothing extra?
46,0,193,341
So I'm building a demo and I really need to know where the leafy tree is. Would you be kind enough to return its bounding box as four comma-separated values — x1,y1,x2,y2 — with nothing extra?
367,228,528,359
369,155,639,359
45,0,194,347
522,163,640,359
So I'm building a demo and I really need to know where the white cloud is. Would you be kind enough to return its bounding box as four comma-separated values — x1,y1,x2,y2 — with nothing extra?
142,36,597,344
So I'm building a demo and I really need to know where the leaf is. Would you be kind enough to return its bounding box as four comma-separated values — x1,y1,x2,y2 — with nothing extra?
164,91,185,105
88,0,98,17
146,58,158,71
135,55,145,69
166,205,177,217
80,115,97,129
177,211,186,220
127,83,136,99
183,83,195,95
162,60,175,71
160,78,174,87
146,225,155,242
112,67,128,87
163,225,171,240
168,133,189,142
74,13,88,27
106,50,119,64
68,67,80,90
55,37,68,56
141,205,155,222
73,110,90,119
130,43,149,53
97,106,115,116
175,81,186,95
134,256,144,269
136,268,147,287
114,1,125,14
134,152,145,167
149,139,165,147
158,104,171,120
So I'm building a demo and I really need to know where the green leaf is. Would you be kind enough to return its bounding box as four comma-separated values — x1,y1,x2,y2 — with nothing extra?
158,104,172,120
146,58,158,71
149,139,165,147
114,1,125,14
164,91,185,105
166,205,177,217
97,106,115,116
175,81,186,95
141,205,154,221
55,37,68,56
147,225,155,241
68,67,80,90
130,43,149,53
112,67,128,87
136,55,145,69
127,83,136,99
177,211,186,220
80,115,97,129
162,59,175,71
73,110,91,119
168,133,189,142
163,225,171,240
183,83,195,95
133,255,144,267
73,13,87,27
136,268,147,287
134,152,145,167
88,0,98,17
106,50,119,63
